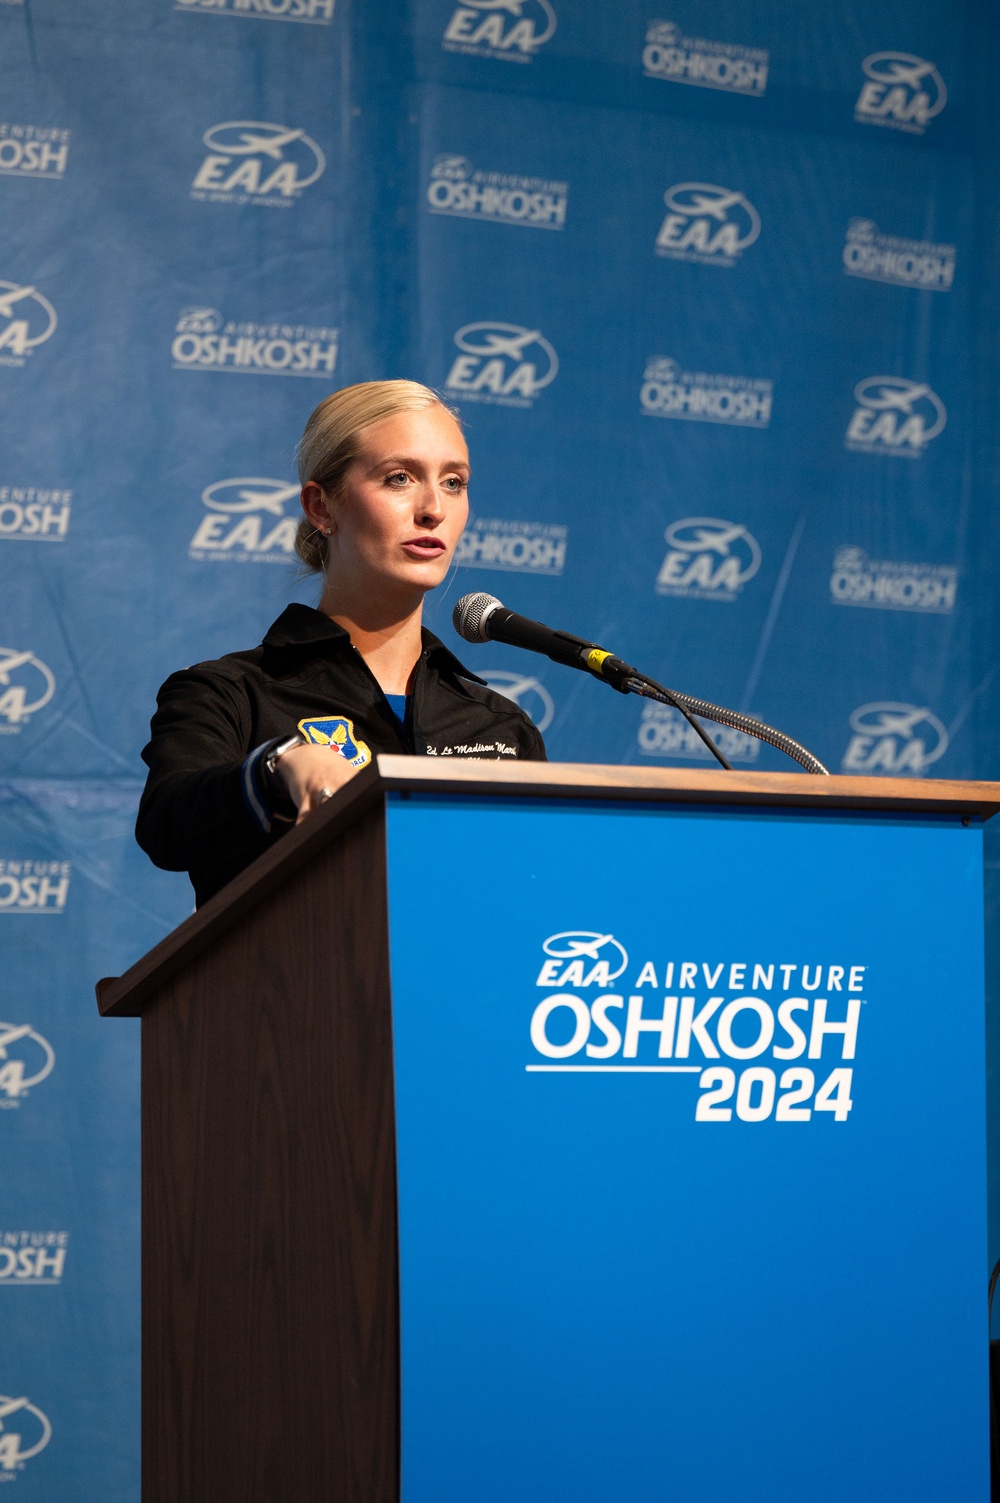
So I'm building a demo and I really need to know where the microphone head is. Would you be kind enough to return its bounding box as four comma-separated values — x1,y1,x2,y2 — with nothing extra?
452,592,503,644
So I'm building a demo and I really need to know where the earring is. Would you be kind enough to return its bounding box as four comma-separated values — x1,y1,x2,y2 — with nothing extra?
323,525,332,535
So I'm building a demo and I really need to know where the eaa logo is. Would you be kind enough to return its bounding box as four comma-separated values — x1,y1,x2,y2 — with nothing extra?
176,306,221,336
0,1023,55,1108
845,376,946,456
0,649,55,733
655,183,760,266
443,0,556,62
297,715,372,769
655,517,761,601
536,931,629,990
479,669,555,733
855,53,946,135
842,702,948,776
444,322,558,408
189,478,299,563
191,121,325,204
432,154,473,182
0,282,57,368
0,1395,51,1473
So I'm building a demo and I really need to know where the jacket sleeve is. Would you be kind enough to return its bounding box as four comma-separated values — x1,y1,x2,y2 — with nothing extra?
135,665,276,879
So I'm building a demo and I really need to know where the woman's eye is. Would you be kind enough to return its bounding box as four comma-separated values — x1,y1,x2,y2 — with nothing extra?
385,471,410,487
444,475,467,492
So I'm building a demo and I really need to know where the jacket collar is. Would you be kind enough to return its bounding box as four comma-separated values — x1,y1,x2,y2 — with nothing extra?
262,603,486,685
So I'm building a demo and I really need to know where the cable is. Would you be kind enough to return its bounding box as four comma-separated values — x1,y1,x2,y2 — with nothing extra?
626,678,733,770
625,675,830,775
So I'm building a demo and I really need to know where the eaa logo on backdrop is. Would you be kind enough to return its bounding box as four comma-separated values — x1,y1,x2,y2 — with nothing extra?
191,121,325,205
443,0,556,63
0,1022,55,1109
0,649,55,734
842,702,949,776
171,307,339,378
854,53,946,135
0,282,56,368
444,322,558,408
830,546,957,614
454,516,567,575
427,155,568,230
843,219,955,292
0,860,70,913
845,376,946,457
638,702,760,763
176,0,333,23
478,669,555,733
655,516,761,601
655,183,760,267
643,19,768,95
641,357,772,427
0,1394,51,1474
0,1232,68,1285
0,125,69,181
189,478,299,564
0,487,72,543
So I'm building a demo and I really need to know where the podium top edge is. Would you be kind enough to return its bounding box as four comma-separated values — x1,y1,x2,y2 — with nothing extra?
96,757,1000,1017
371,757,1000,813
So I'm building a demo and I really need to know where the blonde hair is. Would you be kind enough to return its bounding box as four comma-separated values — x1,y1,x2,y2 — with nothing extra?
295,379,461,572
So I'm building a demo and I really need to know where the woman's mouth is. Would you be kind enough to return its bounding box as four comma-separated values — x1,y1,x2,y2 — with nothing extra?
402,537,447,558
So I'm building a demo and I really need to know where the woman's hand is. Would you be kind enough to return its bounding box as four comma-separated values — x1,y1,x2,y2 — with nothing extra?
274,744,362,824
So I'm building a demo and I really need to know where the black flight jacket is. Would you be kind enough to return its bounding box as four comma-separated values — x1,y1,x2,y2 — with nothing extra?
136,603,546,905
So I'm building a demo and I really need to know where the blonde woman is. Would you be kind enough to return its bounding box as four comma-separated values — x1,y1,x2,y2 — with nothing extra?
137,380,546,905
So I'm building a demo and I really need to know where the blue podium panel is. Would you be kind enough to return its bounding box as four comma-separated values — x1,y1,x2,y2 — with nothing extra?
385,794,987,1503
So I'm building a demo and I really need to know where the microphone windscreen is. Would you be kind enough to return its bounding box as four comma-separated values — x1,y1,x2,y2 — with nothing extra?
452,592,502,643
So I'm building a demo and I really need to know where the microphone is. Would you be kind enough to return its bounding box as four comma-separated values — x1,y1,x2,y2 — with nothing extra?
452,592,636,692
452,592,829,774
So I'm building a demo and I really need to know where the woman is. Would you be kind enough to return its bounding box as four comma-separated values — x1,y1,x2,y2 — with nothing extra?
136,380,546,905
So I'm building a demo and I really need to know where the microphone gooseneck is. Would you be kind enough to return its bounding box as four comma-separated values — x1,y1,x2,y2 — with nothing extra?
452,592,829,776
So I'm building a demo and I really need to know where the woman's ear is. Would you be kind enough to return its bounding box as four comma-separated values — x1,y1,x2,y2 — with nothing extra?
301,481,334,536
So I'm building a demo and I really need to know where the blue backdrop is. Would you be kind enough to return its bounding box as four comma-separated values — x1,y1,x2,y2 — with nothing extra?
1,0,998,1491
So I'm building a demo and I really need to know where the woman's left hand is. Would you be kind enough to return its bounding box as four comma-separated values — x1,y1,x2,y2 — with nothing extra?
273,743,363,825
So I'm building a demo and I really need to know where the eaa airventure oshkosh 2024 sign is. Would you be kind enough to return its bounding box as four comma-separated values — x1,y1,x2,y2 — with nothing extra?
528,932,860,1124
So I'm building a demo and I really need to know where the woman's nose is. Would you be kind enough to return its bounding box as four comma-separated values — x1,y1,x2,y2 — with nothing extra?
416,484,446,522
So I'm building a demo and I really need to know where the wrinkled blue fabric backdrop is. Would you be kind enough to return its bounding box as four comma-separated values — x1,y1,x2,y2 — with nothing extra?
1,0,998,1492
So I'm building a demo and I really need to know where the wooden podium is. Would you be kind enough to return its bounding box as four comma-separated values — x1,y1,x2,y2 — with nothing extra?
97,759,1000,1503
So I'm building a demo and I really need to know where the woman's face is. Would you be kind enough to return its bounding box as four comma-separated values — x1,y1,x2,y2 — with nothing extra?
306,405,470,608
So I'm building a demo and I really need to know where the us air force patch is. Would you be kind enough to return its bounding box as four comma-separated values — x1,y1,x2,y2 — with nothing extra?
297,715,372,769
